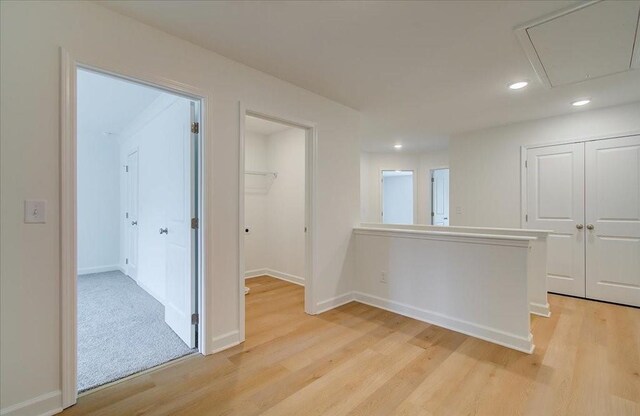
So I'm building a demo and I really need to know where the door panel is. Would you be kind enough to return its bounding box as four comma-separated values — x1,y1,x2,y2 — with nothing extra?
432,168,449,226
164,99,196,347
585,135,640,306
527,143,585,297
127,150,139,281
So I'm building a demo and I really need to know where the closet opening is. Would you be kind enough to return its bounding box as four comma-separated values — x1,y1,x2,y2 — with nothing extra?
240,111,315,337
76,67,202,393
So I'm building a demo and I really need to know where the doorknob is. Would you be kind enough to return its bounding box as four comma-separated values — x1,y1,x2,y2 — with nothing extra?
159,227,168,234
576,224,584,230
586,224,594,230
131,221,137,226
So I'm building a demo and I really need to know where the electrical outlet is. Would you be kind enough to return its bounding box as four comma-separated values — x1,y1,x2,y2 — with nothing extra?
380,271,387,284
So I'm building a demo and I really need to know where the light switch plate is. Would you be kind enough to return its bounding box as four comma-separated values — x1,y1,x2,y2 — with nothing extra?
24,200,46,223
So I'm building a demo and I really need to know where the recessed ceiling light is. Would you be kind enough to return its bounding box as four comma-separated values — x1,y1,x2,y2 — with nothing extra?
572,99,591,107
508,81,528,90
393,144,403,149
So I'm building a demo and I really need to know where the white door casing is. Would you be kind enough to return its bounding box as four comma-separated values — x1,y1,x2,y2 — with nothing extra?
164,99,196,347
432,168,449,226
526,143,586,297
585,135,640,306
127,150,139,281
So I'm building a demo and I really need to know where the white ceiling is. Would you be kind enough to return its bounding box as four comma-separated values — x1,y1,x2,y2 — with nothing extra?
98,0,640,152
77,69,162,138
245,115,294,136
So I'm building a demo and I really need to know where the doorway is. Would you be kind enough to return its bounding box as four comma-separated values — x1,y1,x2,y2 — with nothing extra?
76,68,202,392
381,170,414,224
239,109,316,339
431,168,450,226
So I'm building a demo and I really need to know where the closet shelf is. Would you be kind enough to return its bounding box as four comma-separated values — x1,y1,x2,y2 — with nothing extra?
245,170,278,178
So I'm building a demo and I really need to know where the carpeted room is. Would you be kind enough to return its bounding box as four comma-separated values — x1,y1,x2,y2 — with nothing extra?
76,68,198,392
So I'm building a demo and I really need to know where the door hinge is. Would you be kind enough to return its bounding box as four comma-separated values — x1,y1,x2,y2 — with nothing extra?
125,212,129,219
125,258,129,265
525,214,528,222
191,313,199,325
525,160,528,168
125,165,129,173
431,177,435,182
191,217,199,229
191,122,199,134
431,212,435,217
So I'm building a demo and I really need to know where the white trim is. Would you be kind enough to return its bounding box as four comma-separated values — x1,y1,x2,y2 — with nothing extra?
529,302,551,318
238,105,319,345
244,269,304,286
0,390,62,416
520,130,640,228
209,330,242,354
315,292,356,314
244,268,269,279
77,264,120,275
353,292,534,354
135,279,165,305
60,48,77,409
353,227,534,248
60,48,211,411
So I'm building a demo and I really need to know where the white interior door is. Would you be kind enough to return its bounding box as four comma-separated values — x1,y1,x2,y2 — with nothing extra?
126,150,139,281
163,99,196,347
432,168,449,226
585,135,640,307
526,143,585,297
381,170,414,224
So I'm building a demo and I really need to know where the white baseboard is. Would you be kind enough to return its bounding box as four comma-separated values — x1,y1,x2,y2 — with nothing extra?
135,279,165,305
208,330,241,354
77,264,120,275
530,302,551,318
245,268,304,286
0,390,62,416
315,292,355,314
244,268,269,279
352,291,534,354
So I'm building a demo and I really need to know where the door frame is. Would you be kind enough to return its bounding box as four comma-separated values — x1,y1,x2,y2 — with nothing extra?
60,48,210,408
238,104,318,341
520,130,640,228
379,169,417,224
430,167,450,225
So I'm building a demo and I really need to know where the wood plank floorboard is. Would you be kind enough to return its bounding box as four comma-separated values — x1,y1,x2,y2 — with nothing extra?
59,276,640,416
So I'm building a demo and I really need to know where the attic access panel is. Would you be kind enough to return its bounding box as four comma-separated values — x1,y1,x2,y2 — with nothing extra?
516,0,640,88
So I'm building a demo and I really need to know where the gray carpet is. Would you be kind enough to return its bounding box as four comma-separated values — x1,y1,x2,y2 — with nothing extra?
78,271,195,392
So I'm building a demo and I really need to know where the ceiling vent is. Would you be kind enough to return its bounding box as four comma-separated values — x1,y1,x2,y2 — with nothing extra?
515,0,640,88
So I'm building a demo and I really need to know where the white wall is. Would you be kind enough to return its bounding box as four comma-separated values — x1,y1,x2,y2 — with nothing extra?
77,132,120,274
244,132,270,272
244,128,306,282
0,2,360,413
361,150,449,224
354,227,533,353
449,101,640,228
118,95,191,303
265,128,306,280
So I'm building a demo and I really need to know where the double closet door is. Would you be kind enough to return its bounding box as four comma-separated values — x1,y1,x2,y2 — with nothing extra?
526,135,640,307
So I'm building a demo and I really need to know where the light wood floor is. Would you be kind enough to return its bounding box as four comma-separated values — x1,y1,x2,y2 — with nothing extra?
60,276,639,416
